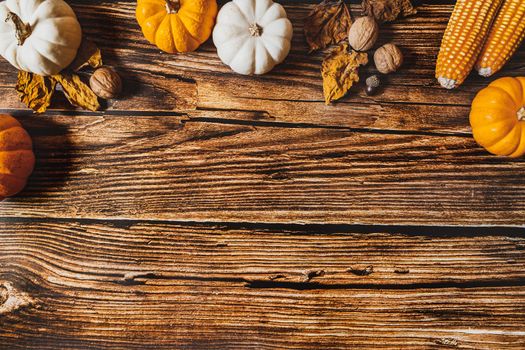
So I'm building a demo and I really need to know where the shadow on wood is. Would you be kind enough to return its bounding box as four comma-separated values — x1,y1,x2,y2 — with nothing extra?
8,114,74,206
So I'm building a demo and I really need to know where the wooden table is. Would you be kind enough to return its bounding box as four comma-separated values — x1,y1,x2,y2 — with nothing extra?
1,0,524,348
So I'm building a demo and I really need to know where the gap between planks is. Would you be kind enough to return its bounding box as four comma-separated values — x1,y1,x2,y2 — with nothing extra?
1,216,525,291
0,108,473,138
1,216,524,237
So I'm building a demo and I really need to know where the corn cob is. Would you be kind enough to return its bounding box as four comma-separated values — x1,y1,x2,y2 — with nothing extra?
436,0,503,89
476,0,525,77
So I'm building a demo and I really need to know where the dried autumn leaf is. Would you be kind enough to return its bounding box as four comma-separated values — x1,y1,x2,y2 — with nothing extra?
16,71,57,113
12,38,104,113
321,43,368,104
362,0,417,23
54,73,100,111
304,0,352,52
67,38,103,72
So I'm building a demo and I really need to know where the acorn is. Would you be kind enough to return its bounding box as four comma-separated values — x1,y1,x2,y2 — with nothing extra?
365,75,381,96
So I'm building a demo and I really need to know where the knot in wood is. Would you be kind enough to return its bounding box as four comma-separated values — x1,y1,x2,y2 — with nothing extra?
0,285,8,305
0,281,35,315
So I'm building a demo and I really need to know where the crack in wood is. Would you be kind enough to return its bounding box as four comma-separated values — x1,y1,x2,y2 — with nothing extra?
188,114,473,137
347,265,374,276
230,94,473,109
394,267,410,274
2,107,472,137
121,272,160,285
245,277,525,291
435,337,459,347
268,274,287,281
2,217,524,237
112,274,525,290
302,270,325,282
79,270,525,291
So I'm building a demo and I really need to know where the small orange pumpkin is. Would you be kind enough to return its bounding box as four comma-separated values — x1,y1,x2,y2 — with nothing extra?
470,77,525,157
0,115,35,199
136,0,218,54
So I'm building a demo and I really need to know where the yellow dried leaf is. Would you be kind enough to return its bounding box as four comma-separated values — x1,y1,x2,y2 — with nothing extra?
15,71,56,113
13,38,104,113
321,43,368,104
68,38,103,71
54,73,100,111
86,49,103,69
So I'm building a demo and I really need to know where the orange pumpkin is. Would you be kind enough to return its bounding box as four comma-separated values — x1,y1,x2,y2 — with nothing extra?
0,115,35,199
136,0,218,54
470,77,525,157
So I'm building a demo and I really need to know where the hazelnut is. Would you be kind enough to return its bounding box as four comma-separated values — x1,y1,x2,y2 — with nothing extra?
365,75,381,96
90,66,122,99
348,16,379,52
374,43,403,74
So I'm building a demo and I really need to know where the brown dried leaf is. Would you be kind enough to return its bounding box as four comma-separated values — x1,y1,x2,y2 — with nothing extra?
321,43,368,104
304,0,352,52
67,38,103,72
362,0,417,23
54,73,100,111
16,71,56,113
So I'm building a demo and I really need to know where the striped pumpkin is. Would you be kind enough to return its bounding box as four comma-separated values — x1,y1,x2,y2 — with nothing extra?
0,115,35,199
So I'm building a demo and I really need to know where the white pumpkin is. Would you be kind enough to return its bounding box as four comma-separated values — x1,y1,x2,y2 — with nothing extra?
0,0,82,76
213,0,293,75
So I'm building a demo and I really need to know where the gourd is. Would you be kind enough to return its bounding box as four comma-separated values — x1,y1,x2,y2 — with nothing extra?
136,0,218,54
213,0,293,75
0,114,35,199
470,77,525,157
0,0,82,76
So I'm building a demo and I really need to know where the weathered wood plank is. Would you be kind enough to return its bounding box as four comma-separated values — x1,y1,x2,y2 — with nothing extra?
0,2,523,132
1,237,525,350
1,219,524,285
0,114,523,225
4,285,524,349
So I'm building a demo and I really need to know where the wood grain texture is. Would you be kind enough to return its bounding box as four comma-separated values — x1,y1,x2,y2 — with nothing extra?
1,0,525,348
1,219,525,349
1,219,525,286
3,280,524,349
0,114,522,225
0,1,523,132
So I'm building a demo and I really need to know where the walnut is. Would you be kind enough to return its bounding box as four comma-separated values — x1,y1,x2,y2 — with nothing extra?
374,43,403,74
89,66,122,99
348,16,379,52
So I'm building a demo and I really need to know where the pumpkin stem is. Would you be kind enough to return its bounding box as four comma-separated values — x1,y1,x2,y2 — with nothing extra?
518,107,525,121
249,23,262,37
5,12,31,46
165,0,180,14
